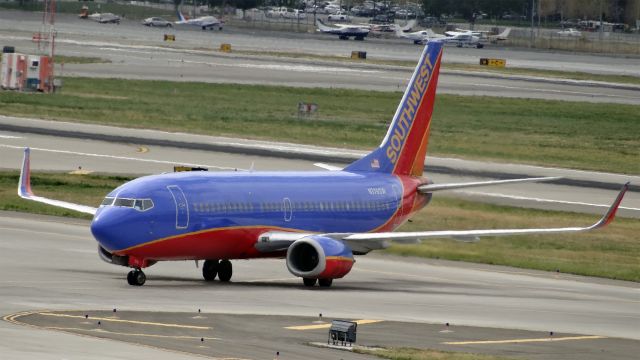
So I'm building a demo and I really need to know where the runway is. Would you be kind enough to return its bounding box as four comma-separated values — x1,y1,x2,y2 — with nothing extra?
0,213,638,360
2,11,640,104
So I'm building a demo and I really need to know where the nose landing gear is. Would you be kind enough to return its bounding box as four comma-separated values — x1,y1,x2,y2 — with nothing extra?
127,269,146,286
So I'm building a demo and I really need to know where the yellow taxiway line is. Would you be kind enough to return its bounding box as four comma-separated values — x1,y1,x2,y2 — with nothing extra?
285,319,382,330
38,312,211,330
444,335,607,345
45,326,220,340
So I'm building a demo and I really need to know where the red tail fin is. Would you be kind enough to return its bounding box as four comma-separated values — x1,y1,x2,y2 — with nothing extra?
345,41,444,176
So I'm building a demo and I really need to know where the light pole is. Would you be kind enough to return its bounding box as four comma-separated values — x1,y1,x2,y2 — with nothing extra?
530,0,535,47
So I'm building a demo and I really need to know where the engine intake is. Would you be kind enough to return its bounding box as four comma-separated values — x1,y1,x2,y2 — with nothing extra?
286,236,354,279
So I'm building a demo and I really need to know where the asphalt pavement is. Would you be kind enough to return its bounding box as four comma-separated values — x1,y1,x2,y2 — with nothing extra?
0,213,638,360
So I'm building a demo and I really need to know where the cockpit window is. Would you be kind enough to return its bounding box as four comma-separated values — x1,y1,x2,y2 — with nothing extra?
142,199,154,211
102,197,154,211
114,198,135,207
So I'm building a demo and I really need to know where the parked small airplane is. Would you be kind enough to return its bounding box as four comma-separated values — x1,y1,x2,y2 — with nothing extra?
445,28,483,37
175,10,223,30
394,23,442,45
488,27,511,43
446,27,511,44
395,27,432,44
18,42,629,287
398,28,482,47
316,19,369,40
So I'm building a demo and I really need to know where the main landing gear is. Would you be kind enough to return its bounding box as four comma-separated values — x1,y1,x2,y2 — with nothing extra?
127,269,146,286
303,278,333,287
202,259,233,282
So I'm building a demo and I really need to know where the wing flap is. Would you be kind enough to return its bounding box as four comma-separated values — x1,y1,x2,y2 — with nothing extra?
18,148,97,216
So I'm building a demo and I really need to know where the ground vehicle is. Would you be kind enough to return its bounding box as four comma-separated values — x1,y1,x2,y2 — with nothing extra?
419,16,446,27
142,17,172,27
369,14,394,24
97,13,120,24
283,9,306,19
266,7,286,17
328,12,351,22
557,28,581,37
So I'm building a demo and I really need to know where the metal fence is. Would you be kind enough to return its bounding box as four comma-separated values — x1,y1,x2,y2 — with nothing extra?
469,24,640,55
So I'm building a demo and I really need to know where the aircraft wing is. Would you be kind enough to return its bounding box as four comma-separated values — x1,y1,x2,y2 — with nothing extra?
256,182,628,254
313,163,343,171
418,176,559,193
18,148,97,215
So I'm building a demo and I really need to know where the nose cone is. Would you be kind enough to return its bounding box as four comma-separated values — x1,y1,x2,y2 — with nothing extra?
91,207,141,252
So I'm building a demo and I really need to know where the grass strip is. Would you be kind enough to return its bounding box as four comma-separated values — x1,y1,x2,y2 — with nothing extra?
0,77,637,174
396,196,640,282
1,170,637,281
355,346,516,360
0,54,110,64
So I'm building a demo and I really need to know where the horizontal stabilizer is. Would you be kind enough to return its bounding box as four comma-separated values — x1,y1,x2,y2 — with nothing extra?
418,176,560,193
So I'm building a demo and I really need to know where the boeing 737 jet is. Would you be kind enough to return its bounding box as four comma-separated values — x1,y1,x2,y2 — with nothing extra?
18,42,628,287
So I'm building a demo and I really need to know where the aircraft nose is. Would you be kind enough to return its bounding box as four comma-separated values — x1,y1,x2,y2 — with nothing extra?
90,208,132,251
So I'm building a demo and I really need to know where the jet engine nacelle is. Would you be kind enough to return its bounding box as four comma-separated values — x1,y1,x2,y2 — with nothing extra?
286,236,354,279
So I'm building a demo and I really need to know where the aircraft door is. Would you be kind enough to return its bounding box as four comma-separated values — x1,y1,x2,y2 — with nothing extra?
167,185,189,229
283,197,292,222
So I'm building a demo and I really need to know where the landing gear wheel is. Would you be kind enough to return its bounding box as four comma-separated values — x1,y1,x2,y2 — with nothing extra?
318,278,333,287
303,278,317,287
127,269,146,286
202,259,219,281
218,260,232,282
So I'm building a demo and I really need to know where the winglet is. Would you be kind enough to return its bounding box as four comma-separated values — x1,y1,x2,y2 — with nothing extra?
591,182,629,229
18,147,33,198
16,147,98,215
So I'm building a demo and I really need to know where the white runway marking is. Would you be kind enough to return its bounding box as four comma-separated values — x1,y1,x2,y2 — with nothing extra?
457,190,640,212
474,83,634,100
0,144,246,171
170,59,380,74
0,134,23,139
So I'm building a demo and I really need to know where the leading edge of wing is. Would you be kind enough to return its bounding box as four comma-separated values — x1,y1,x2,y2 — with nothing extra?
418,176,560,193
344,182,629,243
18,148,97,215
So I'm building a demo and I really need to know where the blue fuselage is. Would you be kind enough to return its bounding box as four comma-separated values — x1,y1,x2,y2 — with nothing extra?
91,170,428,260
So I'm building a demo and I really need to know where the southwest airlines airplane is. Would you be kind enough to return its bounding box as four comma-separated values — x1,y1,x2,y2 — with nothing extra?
18,42,628,287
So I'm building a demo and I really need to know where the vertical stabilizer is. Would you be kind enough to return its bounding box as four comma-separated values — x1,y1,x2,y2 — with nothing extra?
177,10,186,22
344,41,443,176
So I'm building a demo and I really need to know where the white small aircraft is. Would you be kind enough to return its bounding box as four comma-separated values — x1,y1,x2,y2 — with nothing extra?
488,27,511,42
446,27,511,44
316,19,369,40
175,10,223,30
447,33,483,48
